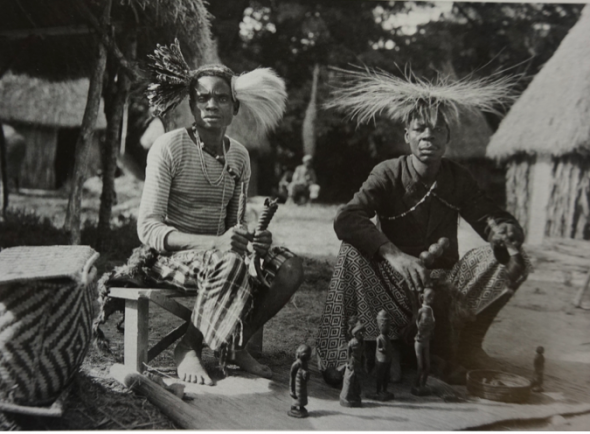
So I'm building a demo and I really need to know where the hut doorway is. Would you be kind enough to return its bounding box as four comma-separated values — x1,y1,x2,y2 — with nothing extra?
55,128,79,189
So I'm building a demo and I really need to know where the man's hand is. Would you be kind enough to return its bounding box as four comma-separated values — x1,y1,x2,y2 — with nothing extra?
252,230,272,257
215,226,252,255
488,221,524,250
379,243,429,296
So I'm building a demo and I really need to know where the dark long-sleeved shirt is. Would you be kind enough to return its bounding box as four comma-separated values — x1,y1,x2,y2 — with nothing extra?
334,155,521,269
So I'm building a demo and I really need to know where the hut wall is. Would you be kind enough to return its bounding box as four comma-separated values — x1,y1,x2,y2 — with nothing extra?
505,154,534,237
18,125,58,189
527,155,553,245
546,154,590,240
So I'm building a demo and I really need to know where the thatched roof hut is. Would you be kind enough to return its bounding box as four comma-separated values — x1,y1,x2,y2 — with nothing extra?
0,73,107,129
486,5,590,244
0,73,107,189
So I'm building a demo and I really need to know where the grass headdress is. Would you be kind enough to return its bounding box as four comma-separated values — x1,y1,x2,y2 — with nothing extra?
146,39,287,134
325,66,517,127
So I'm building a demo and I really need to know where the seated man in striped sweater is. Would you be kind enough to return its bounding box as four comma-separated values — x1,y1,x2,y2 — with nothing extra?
138,41,303,384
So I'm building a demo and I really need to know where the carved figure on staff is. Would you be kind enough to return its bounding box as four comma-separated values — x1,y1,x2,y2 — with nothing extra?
370,310,395,401
128,40,303,384
339,320,366,407
532,346,545,392
412,287,436,396
317,66,530,387
289,344,312,418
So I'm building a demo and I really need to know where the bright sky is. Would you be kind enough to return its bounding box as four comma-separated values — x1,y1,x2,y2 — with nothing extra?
376,1,454,35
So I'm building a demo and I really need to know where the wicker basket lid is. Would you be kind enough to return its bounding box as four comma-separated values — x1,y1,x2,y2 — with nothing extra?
0,245,99,285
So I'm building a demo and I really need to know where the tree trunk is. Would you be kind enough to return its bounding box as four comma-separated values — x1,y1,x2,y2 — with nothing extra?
302,63,320,157
96,28,135,251
65,0,111,245
0,124,7,216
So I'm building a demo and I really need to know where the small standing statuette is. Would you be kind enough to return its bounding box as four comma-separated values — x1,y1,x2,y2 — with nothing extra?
369,310,395,401
412,287,435,396
532,346,545,392
289,344,312,418
339,320,365,407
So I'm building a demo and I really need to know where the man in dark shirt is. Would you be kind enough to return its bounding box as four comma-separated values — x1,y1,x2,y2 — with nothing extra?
317,100,527,386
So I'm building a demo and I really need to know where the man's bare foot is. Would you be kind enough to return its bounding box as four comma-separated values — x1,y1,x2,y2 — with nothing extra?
174,341,214,385
232,349,272,379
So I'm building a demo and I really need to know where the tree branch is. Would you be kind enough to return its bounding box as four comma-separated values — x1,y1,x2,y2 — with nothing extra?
71,0,144,82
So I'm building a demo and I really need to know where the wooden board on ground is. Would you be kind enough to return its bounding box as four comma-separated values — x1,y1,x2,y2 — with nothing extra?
147,362,590,431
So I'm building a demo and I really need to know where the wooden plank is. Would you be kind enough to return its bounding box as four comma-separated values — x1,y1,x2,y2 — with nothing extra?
124,298,149,372
109,287,191,301
147,322,189,362
147,292,192,322
110,363,199,429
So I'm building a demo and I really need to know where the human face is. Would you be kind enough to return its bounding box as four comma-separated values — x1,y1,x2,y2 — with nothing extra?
405,116,449,164
191,76,236,131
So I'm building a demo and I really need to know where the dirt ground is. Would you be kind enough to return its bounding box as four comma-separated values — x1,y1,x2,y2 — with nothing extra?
2,176,590,430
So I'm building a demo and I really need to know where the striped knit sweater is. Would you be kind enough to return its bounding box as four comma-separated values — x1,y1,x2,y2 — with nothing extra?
138,128,251,252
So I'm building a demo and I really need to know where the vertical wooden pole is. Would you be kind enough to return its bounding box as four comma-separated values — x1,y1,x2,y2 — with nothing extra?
96,26,135,251
0,124,7,216
65,0,111,245
124,298,149,373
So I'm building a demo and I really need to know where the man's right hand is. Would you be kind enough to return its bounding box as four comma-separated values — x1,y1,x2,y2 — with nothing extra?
379,243,428,311
214,225,252,255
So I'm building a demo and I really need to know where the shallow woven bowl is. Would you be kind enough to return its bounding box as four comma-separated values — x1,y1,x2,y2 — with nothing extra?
467,370,532,403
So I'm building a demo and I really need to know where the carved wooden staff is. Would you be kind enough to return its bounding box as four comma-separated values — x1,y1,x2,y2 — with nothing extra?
236,184,279,288
253,197,279,288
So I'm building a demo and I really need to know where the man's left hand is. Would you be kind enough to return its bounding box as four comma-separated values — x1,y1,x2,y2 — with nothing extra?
252,230,272,256
489,222,524,250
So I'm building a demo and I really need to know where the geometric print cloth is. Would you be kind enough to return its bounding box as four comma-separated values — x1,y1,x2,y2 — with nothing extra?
316,242,530,371
145,246,294,352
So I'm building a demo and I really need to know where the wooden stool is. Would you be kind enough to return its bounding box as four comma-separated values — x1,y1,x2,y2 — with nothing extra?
109,288,263,373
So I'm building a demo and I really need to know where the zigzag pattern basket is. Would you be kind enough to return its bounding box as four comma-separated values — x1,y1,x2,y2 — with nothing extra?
0,246,99,409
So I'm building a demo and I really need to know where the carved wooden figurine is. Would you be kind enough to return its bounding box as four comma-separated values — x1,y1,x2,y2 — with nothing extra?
412,287,436,396
370,310,395,401
532,346,545,392
289,344,312,418
339,321,365,407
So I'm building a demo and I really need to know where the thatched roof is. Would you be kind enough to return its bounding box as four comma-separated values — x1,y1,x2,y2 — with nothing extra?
487,5,590,160
445,109,492,160
0,73,107,129
0,0,213,81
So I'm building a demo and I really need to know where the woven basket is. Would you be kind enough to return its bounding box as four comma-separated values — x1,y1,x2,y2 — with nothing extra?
467,369,531,403
0,246,99,408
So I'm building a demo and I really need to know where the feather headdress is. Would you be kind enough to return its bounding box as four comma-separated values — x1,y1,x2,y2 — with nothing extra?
146,39,287,135
325,66,517,127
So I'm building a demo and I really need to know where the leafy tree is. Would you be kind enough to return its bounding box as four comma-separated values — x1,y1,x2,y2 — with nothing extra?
208,1,582,202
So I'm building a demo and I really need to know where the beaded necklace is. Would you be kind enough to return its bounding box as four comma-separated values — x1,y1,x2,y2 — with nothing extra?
380,181,460,221
187,126,242,236
193,125,228,186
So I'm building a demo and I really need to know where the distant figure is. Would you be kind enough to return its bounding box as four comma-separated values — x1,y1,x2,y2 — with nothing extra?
532,346,545,392
287,155,320,205
277,166,293,203
289,344,312,418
